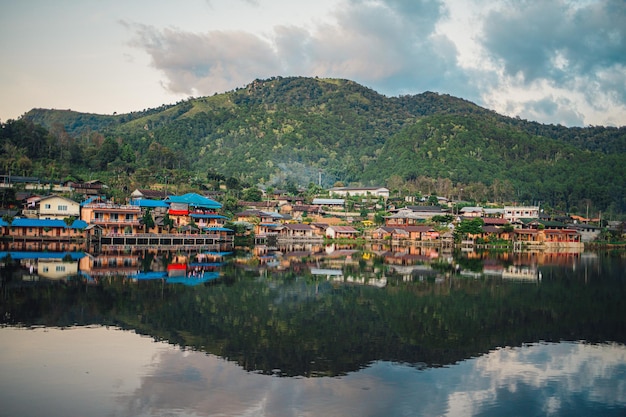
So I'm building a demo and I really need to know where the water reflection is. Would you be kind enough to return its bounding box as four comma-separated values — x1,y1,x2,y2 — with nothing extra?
0,240,595,287
0,326,624,417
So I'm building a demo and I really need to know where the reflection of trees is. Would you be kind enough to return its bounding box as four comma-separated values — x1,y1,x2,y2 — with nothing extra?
1,257,625,378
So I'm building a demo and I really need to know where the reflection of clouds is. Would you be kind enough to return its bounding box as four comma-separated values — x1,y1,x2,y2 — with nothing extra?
452,342,626,416
123,341,626,416
2,327,624,417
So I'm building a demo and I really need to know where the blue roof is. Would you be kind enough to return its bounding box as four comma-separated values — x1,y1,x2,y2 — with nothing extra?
166,193,222,209
130,199,169,208
80,196,105,206
6,218,87,229
189,213,228,219
71,219,88,229
203,227,233,232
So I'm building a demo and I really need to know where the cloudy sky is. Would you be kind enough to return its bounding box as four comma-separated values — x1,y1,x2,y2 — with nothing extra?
1,0,625,127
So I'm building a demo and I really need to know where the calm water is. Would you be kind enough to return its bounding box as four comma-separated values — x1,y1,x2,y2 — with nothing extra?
1,246,625,416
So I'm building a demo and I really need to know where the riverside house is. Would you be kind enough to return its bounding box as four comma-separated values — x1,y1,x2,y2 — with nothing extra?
81,199,142,235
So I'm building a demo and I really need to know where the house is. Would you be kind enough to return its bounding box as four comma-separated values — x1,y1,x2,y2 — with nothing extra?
70,180,108,196
130,188,169,201
0,218,87,240
312,198,345,208
165,193,223,228
290,204,322,220
394,205,449,220
504,206,539,222
326,225,360,239
277,223,317,239
569,224,602,242
467,226,511,242
238,200,277,211
513,228,581,247
37,195,81,220
80,200,142,235
371,225,438,241
460,207,483,217
384,210,422,226
328,186,390,199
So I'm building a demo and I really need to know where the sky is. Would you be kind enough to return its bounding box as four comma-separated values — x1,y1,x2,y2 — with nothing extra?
1,0,625,127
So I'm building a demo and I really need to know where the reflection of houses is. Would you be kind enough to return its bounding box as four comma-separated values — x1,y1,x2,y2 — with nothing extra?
37,259,79,280
0,251,85,281
502,265,541,282
79,250,141,278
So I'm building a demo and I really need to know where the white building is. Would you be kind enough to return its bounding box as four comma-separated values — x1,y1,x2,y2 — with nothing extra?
37,195,81,220
329,187,389,199
504,206,539,222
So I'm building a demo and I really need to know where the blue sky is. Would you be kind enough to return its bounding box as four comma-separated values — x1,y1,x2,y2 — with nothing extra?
1,0,624,127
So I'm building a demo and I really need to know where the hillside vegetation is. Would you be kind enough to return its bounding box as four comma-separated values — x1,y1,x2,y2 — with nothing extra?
2,76,625,216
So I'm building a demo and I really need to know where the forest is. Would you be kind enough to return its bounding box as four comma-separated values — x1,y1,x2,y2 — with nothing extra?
1,76,625,217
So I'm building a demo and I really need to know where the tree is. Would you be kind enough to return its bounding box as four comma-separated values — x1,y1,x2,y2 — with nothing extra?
243,187,263,202
453,217,484,242
142,209,155,232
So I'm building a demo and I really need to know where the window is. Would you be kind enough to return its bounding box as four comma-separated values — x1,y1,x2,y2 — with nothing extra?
55,265,66,272
44,204,51,209
58,205,68,211
126,214,134,221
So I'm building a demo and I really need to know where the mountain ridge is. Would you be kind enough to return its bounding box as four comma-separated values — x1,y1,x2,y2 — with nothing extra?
10,76,626,215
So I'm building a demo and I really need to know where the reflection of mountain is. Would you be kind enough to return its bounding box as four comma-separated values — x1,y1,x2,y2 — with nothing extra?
1,249,624,378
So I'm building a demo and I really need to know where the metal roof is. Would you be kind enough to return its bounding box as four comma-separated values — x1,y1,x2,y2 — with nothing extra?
7,218,88,229
166,193,222,209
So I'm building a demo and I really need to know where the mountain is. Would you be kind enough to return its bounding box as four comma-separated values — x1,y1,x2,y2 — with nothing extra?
9,76,626,215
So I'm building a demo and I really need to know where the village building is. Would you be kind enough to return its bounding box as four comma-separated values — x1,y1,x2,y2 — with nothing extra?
371,225,438,242
504,206,540,222
165,193,223,228
69,180,108,196
277,223,318,239
36,195,81,220
326,225,360,239
312,198,345,209
328,186,390,199
0,218,88,247
130,188,169,201
80,199,142,235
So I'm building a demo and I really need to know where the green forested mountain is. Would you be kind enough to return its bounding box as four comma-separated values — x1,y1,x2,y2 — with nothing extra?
2,76,625,215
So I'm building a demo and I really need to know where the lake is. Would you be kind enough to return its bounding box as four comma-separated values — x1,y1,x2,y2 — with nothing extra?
1,245,625,416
